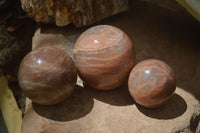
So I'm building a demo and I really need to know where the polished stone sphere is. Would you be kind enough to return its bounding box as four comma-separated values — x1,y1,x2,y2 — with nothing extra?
73,25,135,90
18,47,77,105
128,59,176,108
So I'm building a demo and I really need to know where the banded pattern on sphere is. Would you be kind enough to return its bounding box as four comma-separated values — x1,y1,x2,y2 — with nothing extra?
128,59,176,108
73,25,135,90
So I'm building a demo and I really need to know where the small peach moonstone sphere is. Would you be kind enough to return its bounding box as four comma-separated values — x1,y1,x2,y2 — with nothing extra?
128,59,176,108
18,47,77,105
73,25,135,90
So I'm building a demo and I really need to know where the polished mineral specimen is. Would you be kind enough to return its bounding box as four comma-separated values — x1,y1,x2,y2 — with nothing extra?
73,25,135,90
18,47,77,105
128,59,176,108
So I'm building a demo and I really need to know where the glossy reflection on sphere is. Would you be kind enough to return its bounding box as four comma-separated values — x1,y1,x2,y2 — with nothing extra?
128,59,176,108
73,25,135,90
18,47,77,105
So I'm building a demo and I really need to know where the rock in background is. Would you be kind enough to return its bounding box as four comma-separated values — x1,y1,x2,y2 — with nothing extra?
0,21,35,77
0,0,36,114
0,0,35,77
21,0,129,27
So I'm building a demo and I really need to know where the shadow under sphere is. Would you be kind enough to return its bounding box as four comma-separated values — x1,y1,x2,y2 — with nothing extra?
32,85,94,121
136,93,187,119
84,82,135,106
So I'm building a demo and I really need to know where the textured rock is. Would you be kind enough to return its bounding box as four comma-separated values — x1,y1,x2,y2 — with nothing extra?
22,86,199,133
171,110,200,133
21,0,129,27
0,20,35,76
22,1,200,132
0,23,17,70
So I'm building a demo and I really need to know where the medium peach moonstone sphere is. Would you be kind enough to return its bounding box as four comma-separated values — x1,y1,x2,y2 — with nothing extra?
18,47,77,105
128,59,176,108
73,25,135,90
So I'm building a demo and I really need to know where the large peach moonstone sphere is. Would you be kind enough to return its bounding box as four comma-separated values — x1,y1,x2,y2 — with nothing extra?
18,47,77,105
73,25,135,90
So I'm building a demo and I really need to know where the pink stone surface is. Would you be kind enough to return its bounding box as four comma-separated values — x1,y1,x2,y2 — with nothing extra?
18,47,77,105
73,25,135,90
128,59,176,108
